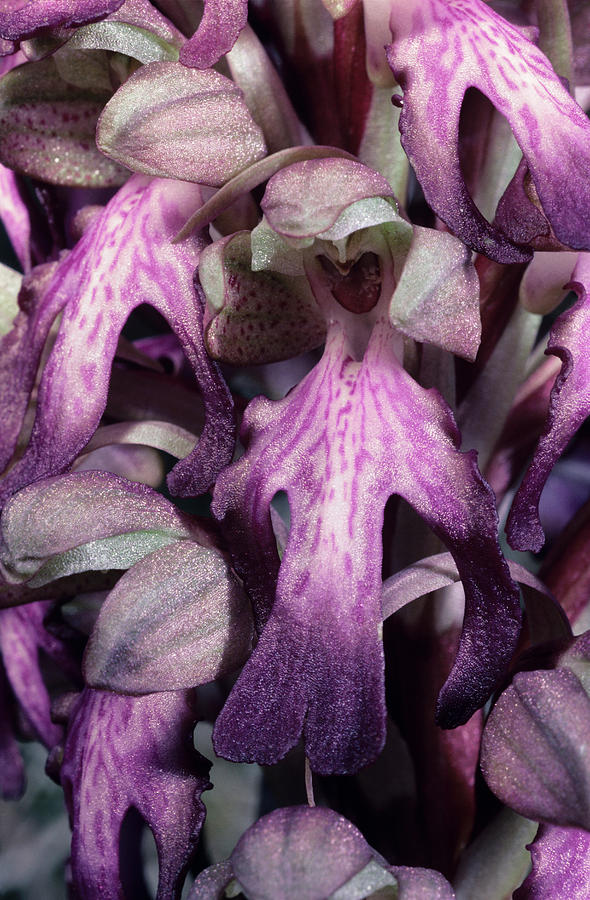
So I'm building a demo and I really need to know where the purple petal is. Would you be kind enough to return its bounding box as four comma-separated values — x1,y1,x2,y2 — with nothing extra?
200,231,326,365
386,0,590,262
0,57,128,187
515,825,590,899
0,0,124,41
179,0,247,69
0,175,235,508
97,62,266,186
0,600,77,747
60,687,211,900
230,806,372,900
261,157,395,241
0,165,30,272
0,259,62,473
507,252,590,551
84,539,253,693
213,320,520,774
481,668,590,829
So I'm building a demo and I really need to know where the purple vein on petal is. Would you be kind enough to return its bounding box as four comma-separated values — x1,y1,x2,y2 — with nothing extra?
60,687,211,900
0,175,235,508
507,252,590,552
386,0,590,262
212,319,520,774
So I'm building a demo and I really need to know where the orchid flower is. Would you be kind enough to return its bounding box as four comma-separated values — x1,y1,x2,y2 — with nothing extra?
2,0,590,896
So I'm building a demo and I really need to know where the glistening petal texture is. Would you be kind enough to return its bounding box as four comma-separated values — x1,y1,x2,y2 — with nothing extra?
0,175,235,509
84,540,253,693
179,0,248,69
0,470,201,583
230,806,372,900
261,157,395,240
507,253,590,551
213,320,520,773
481,669,590,829
60,688,211,900
515,825,590,899
97,62,266,186
0,0,124,41
386,0,590,262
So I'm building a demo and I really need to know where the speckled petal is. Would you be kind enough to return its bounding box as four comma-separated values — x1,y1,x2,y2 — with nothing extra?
481,668,590,828
212,320,520,774
179,0,247,69
0,0,124,41
507,253,590,551
0,165,30,272
515,825,590,899
386,0,590,261
97,62,266,186
0,175,235,509
230,806,372,900
200,231,326,365
60,687,211,900
0,57,128,187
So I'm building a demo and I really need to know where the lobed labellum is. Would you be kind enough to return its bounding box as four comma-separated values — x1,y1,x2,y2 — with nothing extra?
212,317,521,775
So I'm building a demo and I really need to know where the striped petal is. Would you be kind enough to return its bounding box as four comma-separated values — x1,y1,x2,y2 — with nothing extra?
213,318,520,774
386,0,590,262
0,175,235,509
60,687,210,900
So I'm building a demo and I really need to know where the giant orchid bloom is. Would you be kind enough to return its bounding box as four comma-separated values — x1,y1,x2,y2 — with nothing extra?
205,158,521,775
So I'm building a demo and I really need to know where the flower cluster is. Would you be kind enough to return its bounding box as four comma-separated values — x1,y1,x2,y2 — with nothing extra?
1,0,590,897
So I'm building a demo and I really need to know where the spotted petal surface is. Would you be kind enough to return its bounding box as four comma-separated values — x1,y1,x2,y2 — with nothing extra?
0,175,235,509
507,253,590,551
60,688,211,900
386,0,590,262
213,319,521,774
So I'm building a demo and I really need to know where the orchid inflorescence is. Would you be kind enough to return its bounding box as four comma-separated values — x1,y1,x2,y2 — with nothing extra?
2,0,590,897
